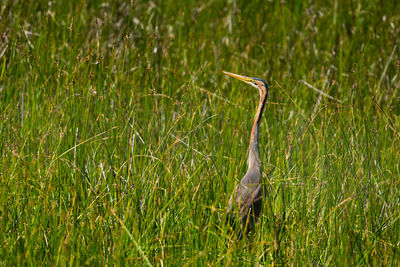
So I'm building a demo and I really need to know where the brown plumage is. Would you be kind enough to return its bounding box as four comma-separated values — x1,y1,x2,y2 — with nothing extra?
223,71,269,237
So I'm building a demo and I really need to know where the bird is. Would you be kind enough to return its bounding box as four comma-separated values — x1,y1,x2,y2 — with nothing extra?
223,71,269,238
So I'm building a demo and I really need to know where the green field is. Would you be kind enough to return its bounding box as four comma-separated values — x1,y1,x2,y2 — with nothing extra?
1,0,400,265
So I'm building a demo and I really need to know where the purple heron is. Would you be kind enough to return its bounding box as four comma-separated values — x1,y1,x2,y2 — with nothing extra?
223,71,268,237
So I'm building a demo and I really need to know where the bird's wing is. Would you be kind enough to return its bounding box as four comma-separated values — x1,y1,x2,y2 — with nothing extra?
231,169,262,214
237,183,261,215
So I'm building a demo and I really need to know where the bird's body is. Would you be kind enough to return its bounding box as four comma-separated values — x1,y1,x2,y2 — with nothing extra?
227,167,263,228
223,71,269,237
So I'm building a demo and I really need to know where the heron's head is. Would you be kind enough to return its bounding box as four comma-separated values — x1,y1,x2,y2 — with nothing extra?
223,71,268,96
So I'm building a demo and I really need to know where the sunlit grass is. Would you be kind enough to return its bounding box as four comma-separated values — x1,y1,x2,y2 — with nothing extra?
1,0,399,265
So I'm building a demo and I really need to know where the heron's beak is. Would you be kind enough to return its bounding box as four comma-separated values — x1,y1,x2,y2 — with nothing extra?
223,71,253,84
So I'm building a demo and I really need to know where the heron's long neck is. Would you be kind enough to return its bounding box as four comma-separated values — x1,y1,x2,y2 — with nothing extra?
248,91,267,171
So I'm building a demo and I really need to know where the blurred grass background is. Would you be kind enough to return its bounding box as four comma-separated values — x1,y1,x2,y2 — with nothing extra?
1,0,399,265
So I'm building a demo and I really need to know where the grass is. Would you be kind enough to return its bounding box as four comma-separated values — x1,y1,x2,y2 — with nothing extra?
1,0,400,265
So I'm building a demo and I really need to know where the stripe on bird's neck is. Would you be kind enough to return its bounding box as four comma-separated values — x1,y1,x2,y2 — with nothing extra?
248,123,261,170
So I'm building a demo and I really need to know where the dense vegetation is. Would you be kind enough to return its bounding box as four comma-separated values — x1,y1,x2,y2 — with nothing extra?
1,0,399,265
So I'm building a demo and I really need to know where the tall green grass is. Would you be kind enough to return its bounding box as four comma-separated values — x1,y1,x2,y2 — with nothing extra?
1,0,399,265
